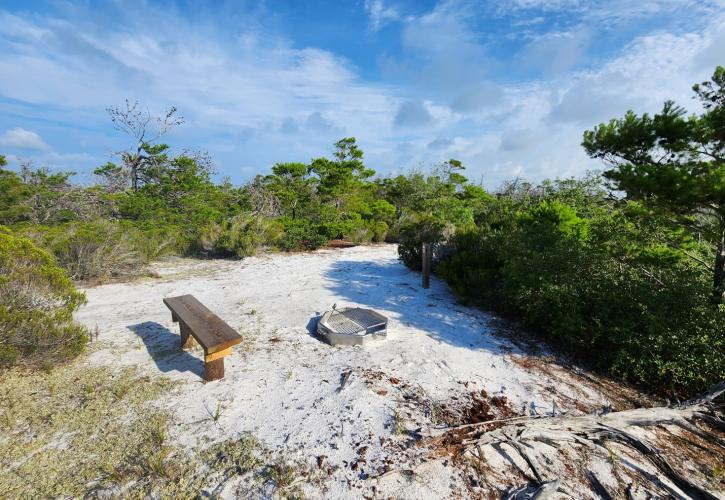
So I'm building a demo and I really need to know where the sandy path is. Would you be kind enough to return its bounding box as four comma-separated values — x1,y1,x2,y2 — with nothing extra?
75,244,622,498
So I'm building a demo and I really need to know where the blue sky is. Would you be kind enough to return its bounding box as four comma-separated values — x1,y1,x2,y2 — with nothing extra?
0,0,723,188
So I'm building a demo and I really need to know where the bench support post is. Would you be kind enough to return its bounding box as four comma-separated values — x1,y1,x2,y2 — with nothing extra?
204,358,225,381
203,347,231,382
179,322,197,349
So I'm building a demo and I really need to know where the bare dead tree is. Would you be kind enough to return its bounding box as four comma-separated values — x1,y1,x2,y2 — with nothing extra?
178,148,216,177
245,175,282,217
107,99,184,191
17,161,105,224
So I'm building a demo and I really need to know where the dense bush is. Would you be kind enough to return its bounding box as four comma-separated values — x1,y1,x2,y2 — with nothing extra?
19,221,149,282
276,217,328,251
394,161,490,269
199,214,283,257
0,226,88,368
435,182,724,395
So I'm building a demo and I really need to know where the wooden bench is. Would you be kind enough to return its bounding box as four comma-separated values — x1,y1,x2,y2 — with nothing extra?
163,294,242,381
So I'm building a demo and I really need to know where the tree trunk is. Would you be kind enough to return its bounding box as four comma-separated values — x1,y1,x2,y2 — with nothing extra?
130,146,143,192
130,157,139,192
713,224,725,305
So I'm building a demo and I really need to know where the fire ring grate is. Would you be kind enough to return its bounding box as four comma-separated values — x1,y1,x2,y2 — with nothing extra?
317,306,388,346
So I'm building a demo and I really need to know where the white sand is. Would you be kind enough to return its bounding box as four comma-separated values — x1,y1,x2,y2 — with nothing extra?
75,244,627,498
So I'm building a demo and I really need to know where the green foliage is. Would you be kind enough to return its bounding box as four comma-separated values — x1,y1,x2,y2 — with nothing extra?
264,162,314,219
277,217,328,251
0,226,88,367
436,179,724,395
583,66,725,303
311,137,375,203
0,165,105,226
200,214,283,257
394,161,489,269
253,137,402,250
0,168,29,224
19,221,149,282
518,199,589,243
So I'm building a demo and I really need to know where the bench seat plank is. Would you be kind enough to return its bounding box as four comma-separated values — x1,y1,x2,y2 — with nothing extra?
163,295,242,354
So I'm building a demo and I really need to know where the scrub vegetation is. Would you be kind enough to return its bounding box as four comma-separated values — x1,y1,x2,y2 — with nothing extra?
1,69,723,396
0,361,310,498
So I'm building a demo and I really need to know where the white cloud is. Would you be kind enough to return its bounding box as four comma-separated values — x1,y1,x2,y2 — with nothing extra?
380,5,725,186
0,127,49,150
364,0,399,31
451,83,504,113
516,30,590,75
428,137,453,150
0,8,405,170
394,100,433,127
398,2,490,94
549,28,716,126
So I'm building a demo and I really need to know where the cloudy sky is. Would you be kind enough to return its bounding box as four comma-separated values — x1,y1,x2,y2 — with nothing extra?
0,0,723,188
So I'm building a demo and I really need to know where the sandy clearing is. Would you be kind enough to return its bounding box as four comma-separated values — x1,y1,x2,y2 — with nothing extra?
75,244,629,498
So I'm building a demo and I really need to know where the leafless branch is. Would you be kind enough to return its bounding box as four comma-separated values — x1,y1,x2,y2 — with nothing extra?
107,99,184,147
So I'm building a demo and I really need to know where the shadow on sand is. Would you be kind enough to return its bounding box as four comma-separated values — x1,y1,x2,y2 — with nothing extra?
321,258,505,354
305,314,322,337
127,321,204,377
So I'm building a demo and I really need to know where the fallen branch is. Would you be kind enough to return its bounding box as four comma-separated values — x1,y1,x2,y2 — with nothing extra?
427,415,537,437
435,382,724,499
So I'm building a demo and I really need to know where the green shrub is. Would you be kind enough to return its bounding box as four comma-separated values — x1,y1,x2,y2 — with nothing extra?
435,193,725,395
397,216,451,270
20,221,146,282
277,217,328,251
0,226,88,368
365,220,388,243
200,214,283,257
347,226,372,245
198,221,224,254
126,223,179,262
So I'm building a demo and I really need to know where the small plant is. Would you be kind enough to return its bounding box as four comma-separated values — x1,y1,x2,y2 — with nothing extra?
146,447,172,478
148,414,168,446
603,441,620,469
709,463,725,489
348,227,371,245
205,399,226,424
203,434,262,476
392,409,408,436
264,457,307,499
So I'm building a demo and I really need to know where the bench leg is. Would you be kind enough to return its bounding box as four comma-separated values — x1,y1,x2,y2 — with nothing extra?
204,358,225,381
203,347,232,381
179,322,197,349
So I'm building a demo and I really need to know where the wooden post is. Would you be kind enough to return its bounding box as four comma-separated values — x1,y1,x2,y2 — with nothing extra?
179,322,197,349
204,359,225,381
422,242,430,289
204,347,232,382
204,348,231,381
